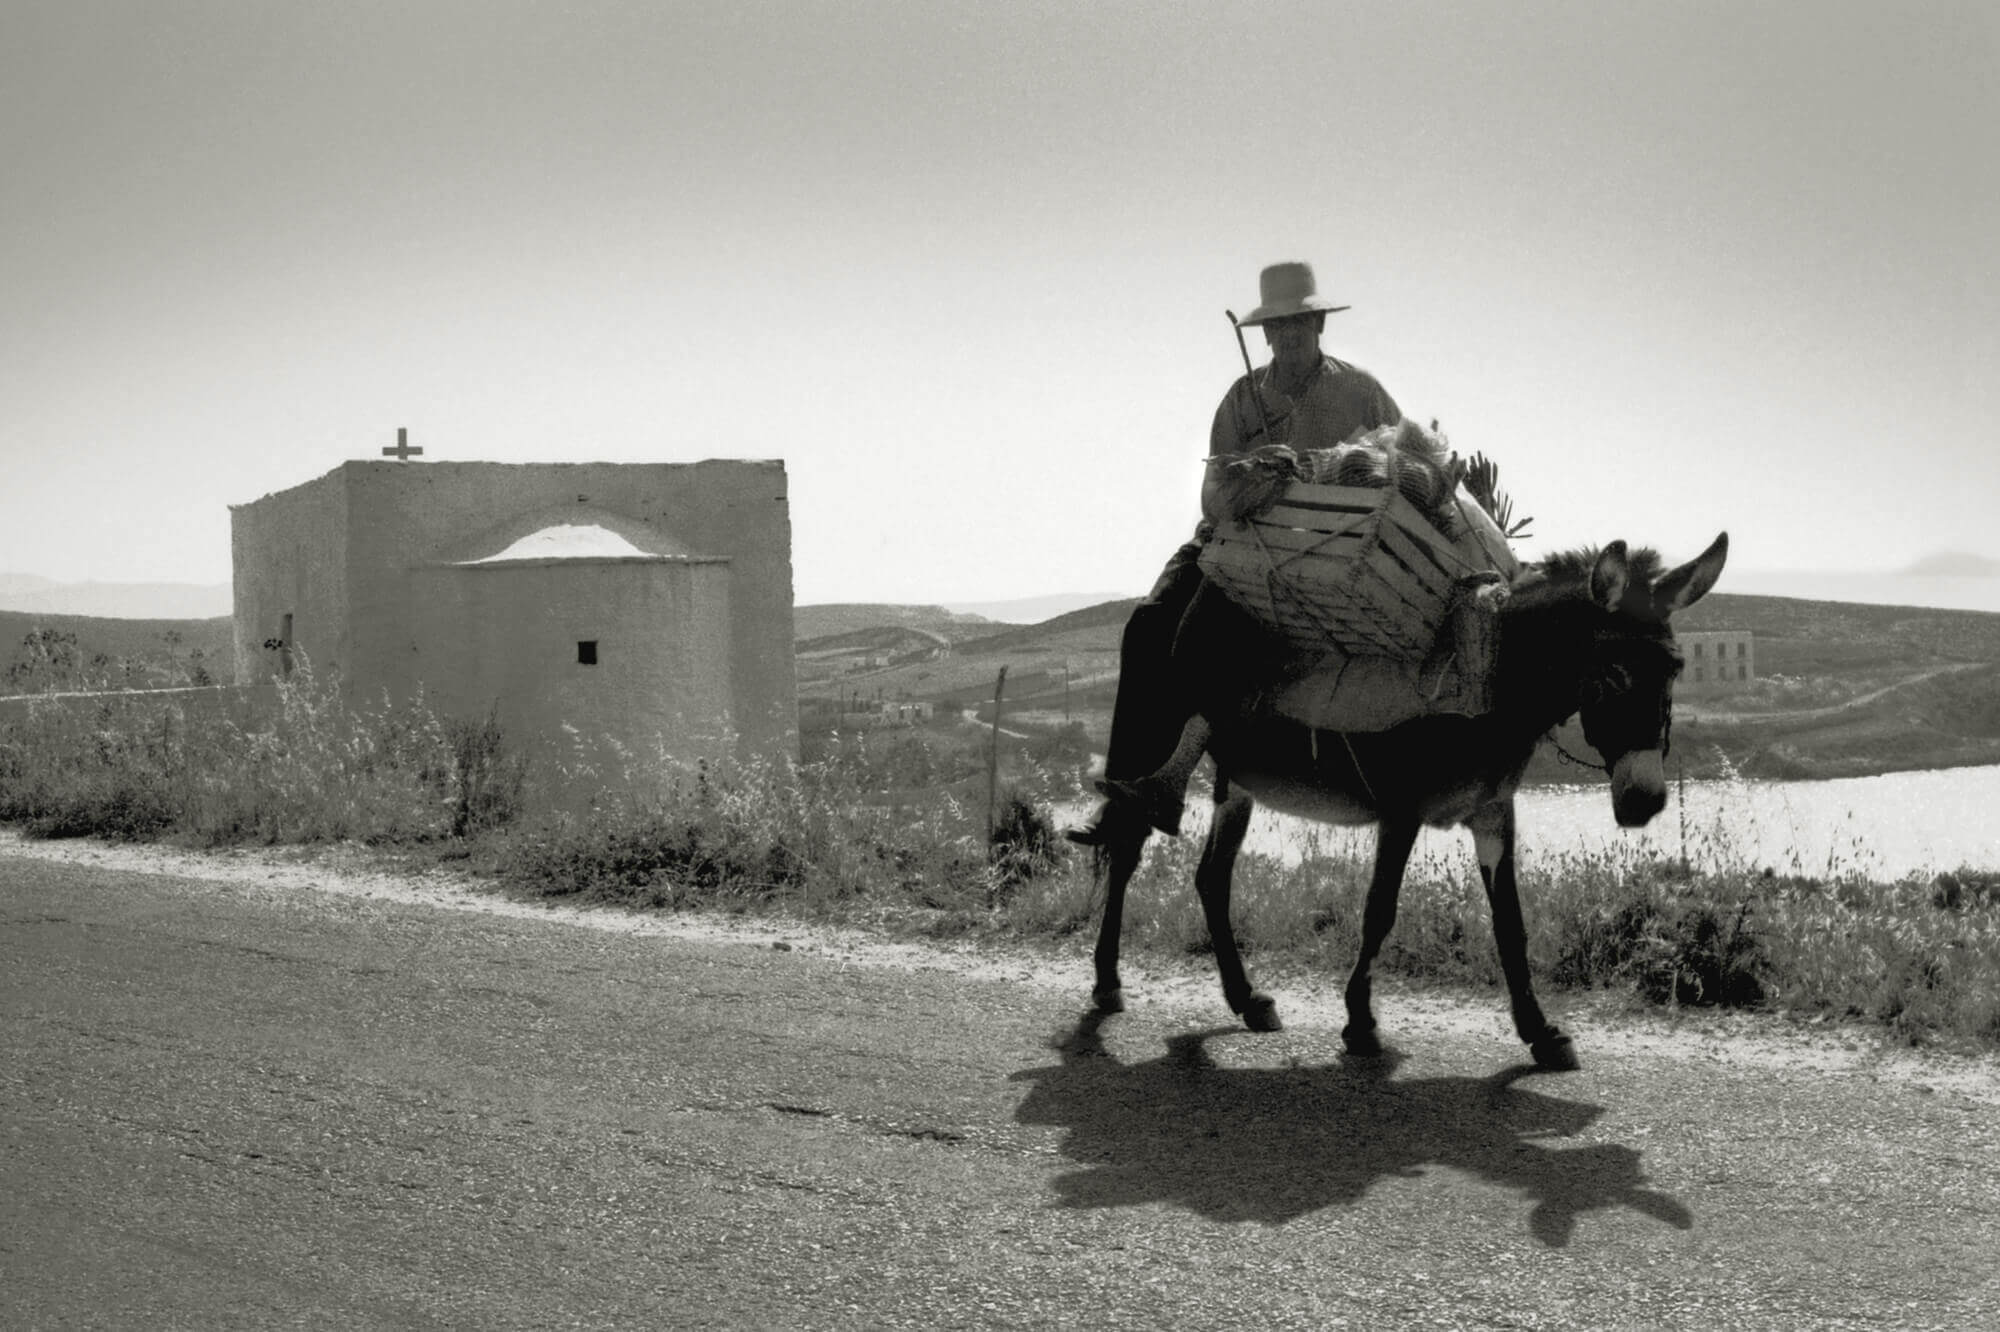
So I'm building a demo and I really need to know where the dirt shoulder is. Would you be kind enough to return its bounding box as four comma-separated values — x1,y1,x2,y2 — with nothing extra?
5,827,1995,1106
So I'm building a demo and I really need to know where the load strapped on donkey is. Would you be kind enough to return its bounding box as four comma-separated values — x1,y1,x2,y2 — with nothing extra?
1196,417,1531,732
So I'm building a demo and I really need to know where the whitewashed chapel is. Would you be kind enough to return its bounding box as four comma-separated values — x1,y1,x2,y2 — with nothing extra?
229,450,798,779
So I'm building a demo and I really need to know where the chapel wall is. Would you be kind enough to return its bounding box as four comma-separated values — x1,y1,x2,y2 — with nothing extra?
334,459,794,759
231,457,797,778
410,558,735,779
228,469,351,686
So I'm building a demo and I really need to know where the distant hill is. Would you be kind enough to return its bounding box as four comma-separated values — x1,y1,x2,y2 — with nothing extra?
798,624,954,657
1727,568,2000,614
0,609,234,692
793,603,1003,642
793,594,1140,642
937,592,1135,623
1902,552,2000,578
0,573,231,620
952,598,1140,655
799,587,2000,782
1678,591,2000,663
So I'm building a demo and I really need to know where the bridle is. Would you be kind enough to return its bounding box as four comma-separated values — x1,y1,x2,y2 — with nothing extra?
1547,709,1673,773
1548,632,1679,773
1547,731,1608,773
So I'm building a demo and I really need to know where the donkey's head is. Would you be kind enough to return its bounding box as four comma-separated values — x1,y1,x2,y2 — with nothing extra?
1572,533,1729,827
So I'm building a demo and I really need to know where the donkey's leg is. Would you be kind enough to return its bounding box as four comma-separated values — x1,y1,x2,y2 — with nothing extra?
1097,715,1212,837
1089,830,1147,1013
1342,815,1420,1056
1470,800,1578,1070
1194,781,1279,1031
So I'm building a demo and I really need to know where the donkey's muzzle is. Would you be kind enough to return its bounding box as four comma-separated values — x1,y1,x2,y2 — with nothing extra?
1610,750,1668,827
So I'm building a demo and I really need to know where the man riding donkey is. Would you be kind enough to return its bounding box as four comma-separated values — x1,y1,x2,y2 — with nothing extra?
1067,260,1411,846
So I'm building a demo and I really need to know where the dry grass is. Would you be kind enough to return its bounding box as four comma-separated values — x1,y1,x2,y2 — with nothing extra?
4,685,1995,1049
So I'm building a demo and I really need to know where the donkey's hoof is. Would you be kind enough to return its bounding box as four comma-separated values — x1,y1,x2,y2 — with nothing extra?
1341,1023,1383,1057
1240,993,1283,1033
1531,1033,1581,1071
1092,986,1126,1015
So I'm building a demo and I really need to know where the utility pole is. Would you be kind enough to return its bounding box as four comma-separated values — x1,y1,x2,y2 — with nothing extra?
985,666,1007,847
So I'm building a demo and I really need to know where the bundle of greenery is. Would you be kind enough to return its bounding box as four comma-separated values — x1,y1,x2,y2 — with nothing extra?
1209,418,1467,535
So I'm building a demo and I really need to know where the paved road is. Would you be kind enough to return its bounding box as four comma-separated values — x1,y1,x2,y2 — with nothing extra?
4,842,1999,1329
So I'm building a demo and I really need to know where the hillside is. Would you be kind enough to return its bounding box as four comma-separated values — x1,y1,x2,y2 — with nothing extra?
1904,552,2000,577
949,599,1139,656
1677,592,2000,663
0,573,232,620
793,603,1005,643
0,610,234,693
11,585,2000,781
803,589,2000,783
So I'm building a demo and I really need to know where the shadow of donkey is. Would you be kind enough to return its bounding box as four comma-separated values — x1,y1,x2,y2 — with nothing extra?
1010,1011,1691,1248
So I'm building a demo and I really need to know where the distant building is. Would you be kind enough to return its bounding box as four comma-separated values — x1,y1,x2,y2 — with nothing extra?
804,696,935,729
1679,629,1755,689
230,459,798,783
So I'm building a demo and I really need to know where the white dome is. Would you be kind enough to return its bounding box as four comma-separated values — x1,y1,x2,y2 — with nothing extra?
465,523,656,564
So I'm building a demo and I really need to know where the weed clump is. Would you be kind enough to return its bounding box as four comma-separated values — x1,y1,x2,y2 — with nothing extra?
498,745,1042,926
9,676,2000,1051
0,658,523,846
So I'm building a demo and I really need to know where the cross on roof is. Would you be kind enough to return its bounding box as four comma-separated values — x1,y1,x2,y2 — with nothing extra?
382,427,423,461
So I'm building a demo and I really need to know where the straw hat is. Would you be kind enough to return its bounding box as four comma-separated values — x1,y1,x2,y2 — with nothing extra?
1237,262,1351,326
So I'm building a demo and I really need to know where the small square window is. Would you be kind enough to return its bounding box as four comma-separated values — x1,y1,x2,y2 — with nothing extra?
577,640,598,665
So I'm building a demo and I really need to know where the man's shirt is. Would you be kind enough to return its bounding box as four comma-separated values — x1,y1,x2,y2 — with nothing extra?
1210,355,1401,457
1198,356,1401,532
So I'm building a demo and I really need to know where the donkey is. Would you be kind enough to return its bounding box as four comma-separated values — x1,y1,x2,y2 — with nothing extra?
1088,533,1728,1071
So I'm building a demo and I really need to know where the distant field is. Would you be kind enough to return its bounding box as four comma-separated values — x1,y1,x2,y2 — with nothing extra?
803,590,2000,705
11,587,1999,781
803,589,2000,783
0,609,233,692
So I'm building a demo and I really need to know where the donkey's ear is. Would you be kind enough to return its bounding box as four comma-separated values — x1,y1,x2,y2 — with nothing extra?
1653,532,1729,616
1590,541,1631,610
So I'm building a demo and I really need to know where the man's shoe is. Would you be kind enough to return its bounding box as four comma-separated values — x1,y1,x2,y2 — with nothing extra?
1064,798,1147,847
1093,774,1185,837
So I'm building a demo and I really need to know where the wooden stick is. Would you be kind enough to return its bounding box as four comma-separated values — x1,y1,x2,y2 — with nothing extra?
1226,310,1276,445
985,665,1008,851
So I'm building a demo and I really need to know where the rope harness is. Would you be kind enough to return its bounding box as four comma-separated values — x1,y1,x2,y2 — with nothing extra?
1546,678,1674,774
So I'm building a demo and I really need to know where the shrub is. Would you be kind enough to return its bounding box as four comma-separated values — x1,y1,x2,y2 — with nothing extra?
0,659,526,847
500,747,1009,921
987,790,1068,903
447,708,526,838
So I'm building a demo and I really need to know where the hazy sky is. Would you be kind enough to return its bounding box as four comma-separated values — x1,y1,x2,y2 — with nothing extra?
4,1,1995,604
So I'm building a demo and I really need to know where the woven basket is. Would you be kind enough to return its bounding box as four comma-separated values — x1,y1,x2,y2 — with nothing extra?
1198,482,1515,659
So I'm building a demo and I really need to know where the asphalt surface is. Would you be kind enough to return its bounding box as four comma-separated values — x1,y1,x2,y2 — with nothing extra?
4,840,1999,1330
